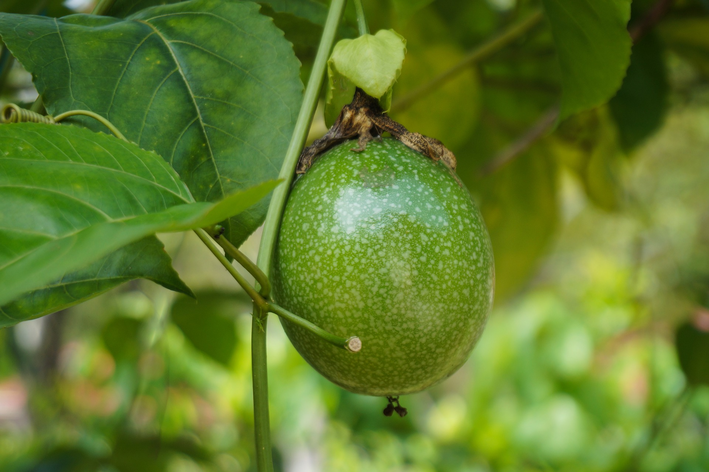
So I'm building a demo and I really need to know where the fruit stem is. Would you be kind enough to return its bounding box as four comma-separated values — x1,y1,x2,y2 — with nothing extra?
193,228,268,311
252,1,347,470
268,302,362,352
212,227,271,298
353,0,370,36
390,9,543,114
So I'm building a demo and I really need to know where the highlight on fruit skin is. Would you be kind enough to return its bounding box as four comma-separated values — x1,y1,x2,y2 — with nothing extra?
272,138,495,397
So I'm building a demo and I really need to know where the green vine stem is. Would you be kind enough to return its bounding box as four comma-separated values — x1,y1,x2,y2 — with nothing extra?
1,104,129,142
390,9,543,114
53,110,128,141
250,303,272,471
256,0,347,277
252,0,347,470
268,303,361,352
1,103,55,124
353,0,370,36
212,227,271,298
194,228,268,311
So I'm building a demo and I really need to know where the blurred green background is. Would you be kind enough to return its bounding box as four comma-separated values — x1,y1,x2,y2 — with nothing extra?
2,0,709,471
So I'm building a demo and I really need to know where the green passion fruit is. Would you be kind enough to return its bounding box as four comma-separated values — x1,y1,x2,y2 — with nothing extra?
272,138,494,396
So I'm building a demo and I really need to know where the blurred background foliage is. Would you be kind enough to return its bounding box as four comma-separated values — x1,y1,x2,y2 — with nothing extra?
1,0,709,470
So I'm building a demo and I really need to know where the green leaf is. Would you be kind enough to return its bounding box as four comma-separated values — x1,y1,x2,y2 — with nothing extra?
542,0,632,120
262,0,328,25
106,0,349,59
325,30,406,125
0,0,302,248
171,290,250,366
676,321,709,387
1,237,189,324
107,0,187,17
108,0,327,23
659,17,709,78
0,123,280,325
609,32,669,151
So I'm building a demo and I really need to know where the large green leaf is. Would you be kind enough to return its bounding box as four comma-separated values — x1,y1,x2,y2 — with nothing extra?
0,123,279,325
0,0,302,248
105,0,347,63
107,0,185,17
108,0,327,23
609,32,669,151
542,0,632,120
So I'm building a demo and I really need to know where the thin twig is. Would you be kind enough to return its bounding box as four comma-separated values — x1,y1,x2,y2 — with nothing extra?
390,10,543,114
481,105,558,175
629,0,675,42
53,109,128,142
482,0,675,174
253,1,348,470
213,231,271,298
193,228,267,311
268,302,361,352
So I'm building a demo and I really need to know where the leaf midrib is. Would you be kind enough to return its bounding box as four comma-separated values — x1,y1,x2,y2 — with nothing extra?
135,17,228,233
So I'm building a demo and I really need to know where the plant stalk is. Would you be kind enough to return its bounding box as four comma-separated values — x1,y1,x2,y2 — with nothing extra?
353,0,369,36
194,228,267,311
390,9,543,114
268,302,361,351
257,0,347,277
214,231,271,298
53,109,128,142
251,303,272,472
252,0,348,470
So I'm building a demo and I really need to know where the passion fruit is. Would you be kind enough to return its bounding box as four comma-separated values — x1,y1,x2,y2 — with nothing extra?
272,138,494,396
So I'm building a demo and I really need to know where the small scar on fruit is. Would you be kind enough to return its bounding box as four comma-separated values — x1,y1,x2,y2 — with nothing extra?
297,88,457,174
384,396,408,417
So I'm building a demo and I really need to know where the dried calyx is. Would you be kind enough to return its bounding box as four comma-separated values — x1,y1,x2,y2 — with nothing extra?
297,88,457,174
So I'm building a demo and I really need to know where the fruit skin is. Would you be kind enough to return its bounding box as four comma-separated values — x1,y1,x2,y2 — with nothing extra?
272,138,494,396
